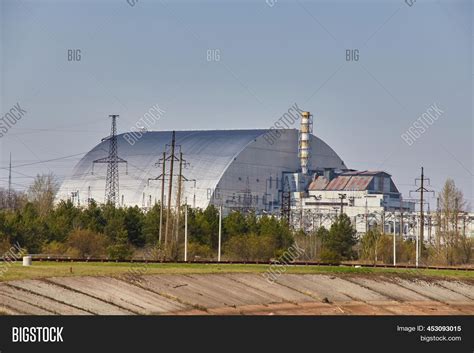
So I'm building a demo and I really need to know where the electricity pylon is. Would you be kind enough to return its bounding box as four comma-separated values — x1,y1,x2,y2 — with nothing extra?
93,115,128,206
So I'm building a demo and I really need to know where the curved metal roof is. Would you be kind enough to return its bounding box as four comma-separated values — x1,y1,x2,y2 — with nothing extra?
57,129,346,209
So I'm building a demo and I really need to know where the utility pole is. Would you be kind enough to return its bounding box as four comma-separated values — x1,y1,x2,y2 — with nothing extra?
218,205,222,262
175,152,184,244
454,197,459,244
436,197,441,248
149,132,190,254
338,193,346,215
148,152,167,244
165,131,176,248
427,203,432,242
382,210,385,234
184,198,188,262
462,213,466,238
416,217,420,267
160,152,166,243
393,215,396,266
399,194,404,238
410,167,434,267
420,168,424,246
395,194,404,266
309,195,321,232
365,196,368,233
192,180,196,208
92,115,128,207
7,153,12,209
299,195,304,230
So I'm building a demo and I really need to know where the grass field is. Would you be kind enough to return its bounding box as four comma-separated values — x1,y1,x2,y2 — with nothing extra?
0,261,473,282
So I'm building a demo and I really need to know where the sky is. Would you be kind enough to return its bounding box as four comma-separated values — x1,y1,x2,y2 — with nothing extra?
0,0,472,210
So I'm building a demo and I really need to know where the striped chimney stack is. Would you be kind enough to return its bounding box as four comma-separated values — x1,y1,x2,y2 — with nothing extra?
298,111,313,175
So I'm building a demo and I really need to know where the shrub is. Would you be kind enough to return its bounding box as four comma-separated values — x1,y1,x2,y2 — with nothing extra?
0,234,12,255
224,234,277,261
41,241,67,255
66,229,108,258
107,243,133,260
320,249,341,264
187,242,214,261
132,245,165,261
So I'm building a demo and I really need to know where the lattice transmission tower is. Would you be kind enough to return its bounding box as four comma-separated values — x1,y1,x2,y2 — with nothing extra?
93,115,128,206
281,175,291,225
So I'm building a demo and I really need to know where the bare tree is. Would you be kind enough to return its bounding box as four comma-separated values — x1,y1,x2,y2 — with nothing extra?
437,179,470,265
27,173,59,217
0,188,27,210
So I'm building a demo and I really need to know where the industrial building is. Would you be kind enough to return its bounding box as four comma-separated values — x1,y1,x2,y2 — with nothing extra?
57,112,474,240
291,170,415,235
56,127,346,211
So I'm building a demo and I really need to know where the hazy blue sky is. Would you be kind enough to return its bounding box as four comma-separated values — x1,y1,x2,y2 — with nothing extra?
0,0,472,209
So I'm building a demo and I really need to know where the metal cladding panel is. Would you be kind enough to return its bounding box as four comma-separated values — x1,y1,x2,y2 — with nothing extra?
390,178,400,193
326,175,351,191
344,176,373,191
308,176,329,191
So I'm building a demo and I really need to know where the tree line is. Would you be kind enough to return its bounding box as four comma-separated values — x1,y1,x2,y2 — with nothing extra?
0,174,471,265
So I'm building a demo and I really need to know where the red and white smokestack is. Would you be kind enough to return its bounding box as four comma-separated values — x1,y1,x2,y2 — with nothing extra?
299,111,312,175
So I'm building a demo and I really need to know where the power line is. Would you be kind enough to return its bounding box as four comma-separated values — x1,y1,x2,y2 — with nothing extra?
0,152,89,170
409,166,435,267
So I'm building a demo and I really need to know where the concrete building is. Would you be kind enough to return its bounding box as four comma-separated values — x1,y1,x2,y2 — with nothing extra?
290,170,415,235
290,170,474,240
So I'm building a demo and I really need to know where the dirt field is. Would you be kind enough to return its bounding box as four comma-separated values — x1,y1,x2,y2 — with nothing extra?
0,273,472,315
